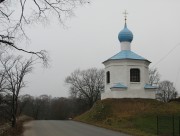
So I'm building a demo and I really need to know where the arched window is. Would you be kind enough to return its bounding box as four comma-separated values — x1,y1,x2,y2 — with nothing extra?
130,69,140,82
106,71,110,84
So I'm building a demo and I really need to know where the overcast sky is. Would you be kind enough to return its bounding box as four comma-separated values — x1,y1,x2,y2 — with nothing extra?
20,0,180,97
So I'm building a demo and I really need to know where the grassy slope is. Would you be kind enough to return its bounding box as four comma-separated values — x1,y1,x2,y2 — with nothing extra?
75,98,180,136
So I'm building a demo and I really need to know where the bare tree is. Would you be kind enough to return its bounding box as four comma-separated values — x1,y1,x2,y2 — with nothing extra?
18,94,33,116
18,94,89,120
0,53,33,127
149,68,160,86
65,68,104,108
0,0,89,64
157,80,178,102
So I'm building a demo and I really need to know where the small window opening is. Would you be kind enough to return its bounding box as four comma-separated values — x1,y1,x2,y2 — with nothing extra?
130,69,140,82
106,71,110,83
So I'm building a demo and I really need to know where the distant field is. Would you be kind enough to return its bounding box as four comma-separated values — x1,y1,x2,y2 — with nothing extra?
75,98,180,136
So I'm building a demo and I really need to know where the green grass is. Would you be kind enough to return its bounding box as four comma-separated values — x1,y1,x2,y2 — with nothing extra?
133,115,157,135
75,98,180,136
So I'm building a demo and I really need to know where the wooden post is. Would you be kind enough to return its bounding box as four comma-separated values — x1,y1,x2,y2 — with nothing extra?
157,115,159,136
179,116,180,136
173,115,174,136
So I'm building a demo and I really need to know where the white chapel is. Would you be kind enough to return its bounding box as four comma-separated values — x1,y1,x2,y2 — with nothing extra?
101,13,157,100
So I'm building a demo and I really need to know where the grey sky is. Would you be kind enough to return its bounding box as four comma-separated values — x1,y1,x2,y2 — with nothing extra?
20,0,180,97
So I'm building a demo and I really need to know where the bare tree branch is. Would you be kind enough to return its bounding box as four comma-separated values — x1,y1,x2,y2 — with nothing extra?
0,0,89,65
157,80,178,102
149,68,160,86
65,68,104,108
0,53,34,127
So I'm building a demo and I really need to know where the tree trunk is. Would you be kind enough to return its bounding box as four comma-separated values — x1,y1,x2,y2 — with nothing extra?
11,114,16,127
11,92,17,127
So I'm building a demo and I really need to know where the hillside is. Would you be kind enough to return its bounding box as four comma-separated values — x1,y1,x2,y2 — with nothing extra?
75,98,180,136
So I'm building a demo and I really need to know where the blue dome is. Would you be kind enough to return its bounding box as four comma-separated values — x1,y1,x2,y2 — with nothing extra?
118,24,133,42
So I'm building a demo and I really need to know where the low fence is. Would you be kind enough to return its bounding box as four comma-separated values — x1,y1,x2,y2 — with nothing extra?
157,115,180,136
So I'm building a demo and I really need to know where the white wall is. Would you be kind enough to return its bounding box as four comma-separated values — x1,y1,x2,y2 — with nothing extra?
101,88,156,99
121,42,131,50
104,59,150,91
101,59,156,99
